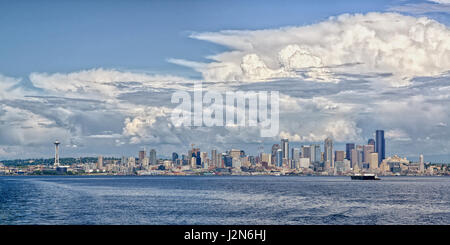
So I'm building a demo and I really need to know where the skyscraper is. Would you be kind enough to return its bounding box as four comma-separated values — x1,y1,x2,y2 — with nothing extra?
172,152,179,162
335,151,345,162
351,148,358,168
310,144,320,163
149,149,157,165
292,148,300,168
211,149,217,168
351,145,363,169
324,137,334,169
261,153,272,166
314,145,321,164
281,138,289,160
369,152,379,170
291,148,300,161
345,143,355,161
419,154,424,173
277,149,283,167
139,150,146,165
363,144,375,163
97,155,103,169
368,138,375,146
301,145,311,159
375,130,385,165
271,144,280,166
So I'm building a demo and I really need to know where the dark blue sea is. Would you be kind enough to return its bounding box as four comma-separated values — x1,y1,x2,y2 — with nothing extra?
1,175,449,225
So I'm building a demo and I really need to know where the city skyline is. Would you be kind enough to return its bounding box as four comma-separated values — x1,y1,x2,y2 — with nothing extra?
3,128,445,177
1,0,450,162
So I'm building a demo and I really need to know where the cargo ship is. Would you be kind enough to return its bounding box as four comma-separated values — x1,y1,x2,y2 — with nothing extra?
351,174,381,180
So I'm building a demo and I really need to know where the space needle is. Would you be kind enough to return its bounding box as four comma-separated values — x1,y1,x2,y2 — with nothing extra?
54,140,60,167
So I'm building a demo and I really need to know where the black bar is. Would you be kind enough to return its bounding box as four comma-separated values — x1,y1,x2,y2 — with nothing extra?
0,225,448,244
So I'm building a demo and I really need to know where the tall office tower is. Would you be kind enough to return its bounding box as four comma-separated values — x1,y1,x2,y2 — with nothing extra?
281,138,289,160
368,138,375,146
211,149,217,168
230,149,241,160
291,148,300,162
335,151,345,162
172,152,179,163
324,137,334,169
357,145,364,168
201,152,208,165
261,153,272,165
363,144,375,163
301,145,311,159
419,154,424,173
196,151,202,166
190,148,201,166
139,150,146,164
369,152,379,170
313,145,321,163
276,149,283,167
351,148,358,168
54,140,60,166
218,153,224,168
271,144,280,166
292,148,300,168
375,130,385,165
97,155,103,169
149,149,157,165
345,143,355,161
309,144,316,163
223,154,232,168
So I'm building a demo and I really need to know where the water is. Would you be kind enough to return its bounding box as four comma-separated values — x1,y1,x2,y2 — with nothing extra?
0,175,449,225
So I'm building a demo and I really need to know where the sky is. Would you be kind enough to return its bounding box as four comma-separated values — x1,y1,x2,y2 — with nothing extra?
0,0,450,162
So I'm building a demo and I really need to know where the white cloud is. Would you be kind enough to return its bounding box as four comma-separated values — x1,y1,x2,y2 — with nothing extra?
29,68,193,99
122,107,169,141
428,0,450,4
0,74,24,99
172,12,450,87
2,12,450,159
279,118,361,142
385,129,412,141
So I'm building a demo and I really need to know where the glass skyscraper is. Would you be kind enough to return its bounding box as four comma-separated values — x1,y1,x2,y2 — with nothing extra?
281,138,289,160
375,130,385,165
277,149,283,167
324,137,334,169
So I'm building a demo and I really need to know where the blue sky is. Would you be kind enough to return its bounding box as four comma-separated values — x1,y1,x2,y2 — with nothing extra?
0,0,450,161
0,0,393,78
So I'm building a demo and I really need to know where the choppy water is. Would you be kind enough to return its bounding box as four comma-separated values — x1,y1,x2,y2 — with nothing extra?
1,175,449,225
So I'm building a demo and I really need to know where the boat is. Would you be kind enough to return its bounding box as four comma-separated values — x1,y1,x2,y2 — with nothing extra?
351,173,381,180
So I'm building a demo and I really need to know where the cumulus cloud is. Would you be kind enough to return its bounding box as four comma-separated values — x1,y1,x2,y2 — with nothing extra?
29,68,194,100
2,12,450,159
279,119,361,142
385,129,412,141
171,12,450,87
0,74,24,99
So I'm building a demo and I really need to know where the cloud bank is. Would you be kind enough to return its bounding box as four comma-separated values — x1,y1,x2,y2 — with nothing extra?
1,12,450,160
172,12,450,87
